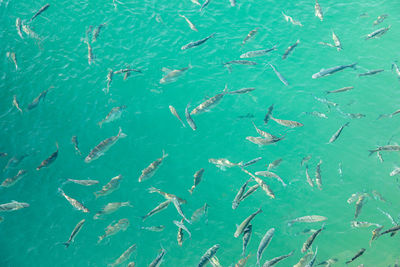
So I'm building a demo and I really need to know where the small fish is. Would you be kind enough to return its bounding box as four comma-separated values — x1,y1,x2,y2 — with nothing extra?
173,220,191,238
305,111,328,119
354,195,365,219
305,165,314,187
240,157,263,168
67,179,99,186
98,218,129,243
264,104,274,124
92,23,106,42
232,178,252,209
240,184,259,201
345,248,365,264
255,171,287,187
12,95,23,113
197,244,220,267
234,208,262,238
282,11,303,26
351,221,381,228
268,63,289,86
332,31,342,51
228,87,256,95
288,215,327,227
314,0,323,21
246,136,284,146
104,69,113,94
282,40,300,60
358,69,384,77
390,167,400,176
141,225,165,232
200,0,211,12
328,122,349,143
149,248,166,267
189,168,205,194
58,188,89,213
338,163,343,177
392,62,400,79
270,115,303,128
312,63,357,79
71,136,81,155
229,0,236,7
294,250,314,267
1,170,27,187
148,187,187,203
257,228,275,265
377,151,384,162
16,18,23,39
302,225,324,253
142,200,171,221
181,33,215,50
85,128,126,163
305,247,318,267
318,41,336,48
380,225,400,236
179,14,198,32
252,122,277,140
223,60,258,71
191,203,209,223
29,4,50,22
368,145,400,155
114,66,142,76
177,219,184,246
315,160,323,190
209,158,239,171
98,106,126,128
326,86,353,94
210,256,222,267
242,28,259,46
316,258,338,266
365,26,390,40
241,168,275,199
301,155,312,166
240,45,277,58
109,244,136,267
191,86,228,115
185,103,197,131
63,219,85,248
372,190,386,202
138,151,168,182
262,250,294,267
169,105,186,127
238,113,255,119
370,225,384,245
172,197,191,224
3,155,27,171
94,201,132,219
94,175,122,199
22,24,40,40
28,86,52,110
84,39,93,65
377,207,396,225
242,224,252,256
6,52,18,70
373,14,388,25
191,0,201,6
160,65,190,84
36,143,59,170
314,96,338,108
0,201,29,212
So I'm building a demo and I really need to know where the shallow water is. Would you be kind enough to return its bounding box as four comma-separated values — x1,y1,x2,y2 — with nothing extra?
1,0,400,266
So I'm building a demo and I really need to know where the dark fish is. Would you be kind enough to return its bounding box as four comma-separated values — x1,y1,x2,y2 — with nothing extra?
181,33,215,50
262,250,294,267
200,0,211,12
380,225,400,236
36,143,58,170
282,40,300,59
1,169,27,187
240,157,262,167
235,208,262,237
29,4,50,22
326,86,354,94
92,23,106,42
240,184,259,201
345,248,365,264
3,154,27,171
264,104,274,124
368,145,400,155
315,160,322,190
28,86,53,110
237,113,254,119
142,200,171,221
358,69,384,76
242,28,259,46
191,86,228,115
63,219,85,248
197,244,220,267
257,228,275,265
185,103,197,131
312,63,357,79
328,122,349,143
232,178,251,209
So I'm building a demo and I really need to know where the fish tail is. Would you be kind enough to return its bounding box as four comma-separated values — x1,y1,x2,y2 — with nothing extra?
63,242,70,248
188,188,193,194
162,150,169,158
117,127,127,138
98,121,103,128
368,150,376,156
344,122,350,127
350,62,357,69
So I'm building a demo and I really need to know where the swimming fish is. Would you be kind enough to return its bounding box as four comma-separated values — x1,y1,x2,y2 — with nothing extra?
392,62,400,80
270,115,303,128
191,86,228,115
326,86,353,94
368,145,400,155
6,52,18,70
160,65,190,84
84,39,93,65
177,219,184,246
288,215,327,227
328,122,349,143
264,104,274,124
94,174,122,198
240,184,260,201
282,39,300,59
63,219,85,248
312,63,357,79
191,0,201,6
191,203,209,223
58,188,89,213
36,143,58,170
252,122,278,140
241,168,275,198
390,167,400,176
138,151,168,182
354,195,365,219
209,158,239,171
169,105,186,127
358,69,384,77
3,155,27,172
173,220,191,238
302,224,324,253
185,103,197,131
316,258,338,266
268,63,289,86
71,136,81,155
200,0,211,12
172,197,191,224
305,165,314,187
240,157,263,168
228,87,256,95
67,179,99,186
98,106,126,128
242,28,259,46
1,170,27,187
197,244,220,267
141,225,165,232
98,218,129,244
373,14,388,25
315,160,322,190
332,31,342,51
29,4,50,22
28,86,52,110
255,171,287,187
240,45,277,58
189,168,205,194
223,60,258,72
262,250,294,267
104,69,113,94
242,224,252,256
314,0,323,21
85,128,126,163
149,248,166,267
16,18,23,39
301,155,312,166
282,12,303,26
351,221,381,228
94,201,132,219
365,26,390,40
345,248,365,264
305,247,318,267
294,250,314,267
232,178,252,209
142,200,171,221
92,23,106,42
234,208,262,238
179,14,198,31
246,136,285,146
257,228,275,265
109,244,136,267
210,256,222,267
148,187,187,203
12,95,22,113
181,33,215,50
22,24,40,40
0,201,29,212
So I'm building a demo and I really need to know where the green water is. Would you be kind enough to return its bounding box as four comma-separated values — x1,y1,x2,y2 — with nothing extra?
1,0,400,266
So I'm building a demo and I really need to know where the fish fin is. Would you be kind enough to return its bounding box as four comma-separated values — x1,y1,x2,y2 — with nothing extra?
63,242,70,248
98,121,103,128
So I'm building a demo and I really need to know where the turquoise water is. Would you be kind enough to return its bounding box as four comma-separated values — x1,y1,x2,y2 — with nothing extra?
1,0,400,266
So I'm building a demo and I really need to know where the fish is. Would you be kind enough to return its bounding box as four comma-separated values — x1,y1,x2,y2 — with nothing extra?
138,151,168,182
392,62,400,79
257,228,275,265
238,113,255,119
84,40,93,65
67,179,99,186
240,157,263,167
200,0,211,12
305,111,328,119
252,122,278,140
262,250,294,267
98,106,126,128
351,221,381,228
354,195,365,219
234,208,262,238
179,14,198,32
12,95,22,113
312,63,357,79
315,160,323,190
172,197,191,224
270,115,303,128
314,0,323,21
255,171,287,187
28,86,52,110
142,200,171,221
114,66,142,76
240,45,277,58
29,4,50,22
22,24,40,40
268,63,289,86
94,201,132,219
191,86,228,115
235,255,252,267
345,248,365,264
191,0,201,6
316,258,338,266
377,207,396,225
104,69,113,94
372,190,386,202
294,250,314,267
177,219,184,246
210,256,222,267
332,31,342,51
282,39,300,59
241,168,275,198
338,163,343,177
169,105,186,127
0,201,29,212
85,128,126,163
191,203,209,223
3,154,27,171
326,86,353,94
209,158,239,170
377,151,384,162
358,69,384,77
141,225,165,232
302,224,324,253
373,14,388,25
148,187,187,203
365,26,390,40
390,167,400,176
36,143,58,170
368,145,400,155
149,248,166,267
267,159,282,171
242,28,259,46
6,52,18,70
305,165,314,187
264,104,274,124
185,103,197,131
173,220,191,238
288,215,327,227
71,136,81,155
58,188,89,213
94,175,122,198
301,155,312,166
197,244,220,267
109,244,136,267
305,247,318,267
1,170,27,187
282,12,303,26
16,18,23,39
242,224,252,256
328,122,349,143
223,60,258,70
228,87,256,95
232,178,252,209
318,42,336,48
181,33,215,50
98,218,129,243
160,65,190,84
63,219,85,248
189,168,205,194
240,184,259,201
246,136,285,146
92,23,106,42
314,96,338,108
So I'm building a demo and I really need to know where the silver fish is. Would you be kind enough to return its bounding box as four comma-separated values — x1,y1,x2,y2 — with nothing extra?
315,160,323,190
189,168,205,194
326,86,353,94
332,31,342,51
16,18,23,39
257,228,275,265
268,63,289,86
390,167,400,176
191,86,228,115
84,40,93,65
242,28,259,46
7,52,18,70
0,201,29,212
94,201,132,219
12,95,22,113
181,33,215,50
305,165,314,187
71,136,81,155
191,203,209,223
160,65,190,84
267,159,283,171
351,221,381,228
240,157,263,167
282,12,303,26
234,208,262,238
262,250,294,267
92,23,106,42
270,116,303,128
141,225,165,232
282,39,300,59
305,247,318,267
149,248,166,267
232,178,252,209
373,14,388,25
85,128,126,163
241,168,275,198
142,200,171,221
29,4,50,22
252,122,277,140
255,171,287,187
228,87,256,95
104,69,113,94
368,145,400,156
209,158,239,170
138,151,168,182
240,184,259,201
58,188,89,213
98,106,126,128
67,179,99,186
22,24,40,40
312,63,357,79
354,195,365,219
328,122,349,143
314,0,323,21
246,136,284,146
63,219,85,248
302,224,324,253
200,0,211,12
173,220,191,238
185,103,197,131
240,45,277,58
301,155,312,166
94,175,122,199
305,111,328,119
197,244,220,267
110,244,136,267
98,218,129,243
288,215,327,227
179,14,198,32
169,105,186,127
358,69,384,77
365,26,390,40
148,187,187,203
392,62,400,79
242,224,252,256
177,219,184,246
1,169,27,187
172,197,191,224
